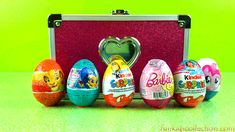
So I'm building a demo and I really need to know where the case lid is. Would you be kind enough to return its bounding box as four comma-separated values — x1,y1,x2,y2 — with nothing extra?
48,13,190,98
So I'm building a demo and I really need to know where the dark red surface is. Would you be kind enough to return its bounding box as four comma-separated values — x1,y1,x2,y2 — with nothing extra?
54,21,185,92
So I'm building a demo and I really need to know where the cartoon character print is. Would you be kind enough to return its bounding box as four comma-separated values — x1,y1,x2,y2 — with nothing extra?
86,74,98,88
161,73,174,96
202,63,221,91
43,70,64,92
67,68,79,88
186,61,194,69
174,93,204,107
158,62,174,96
176,61,204,77
177,60,201,72
111,62,121,79
104,93,134,107
79,67,98,89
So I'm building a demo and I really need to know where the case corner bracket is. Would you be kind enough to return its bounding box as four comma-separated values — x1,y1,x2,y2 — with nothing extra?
48,14,62,28
178,15,191,29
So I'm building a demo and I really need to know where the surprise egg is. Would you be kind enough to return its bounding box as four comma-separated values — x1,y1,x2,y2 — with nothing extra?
198,58,221,100
174,60,206,107
103,55,135,108
67,59,99,107
140,59,174,109
32,59,65,106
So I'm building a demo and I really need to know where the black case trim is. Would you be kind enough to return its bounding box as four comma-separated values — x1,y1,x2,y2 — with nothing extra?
178,15,191,29
48,14,62,28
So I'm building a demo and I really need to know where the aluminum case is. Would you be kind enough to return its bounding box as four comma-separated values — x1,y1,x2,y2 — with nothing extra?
48,12,191,98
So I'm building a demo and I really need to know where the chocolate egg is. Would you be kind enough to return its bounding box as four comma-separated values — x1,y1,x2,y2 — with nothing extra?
103,55,135,108
67,59,99,107
198,58,221,100
174,60,206,107
140,59,174,108
32,59,65,106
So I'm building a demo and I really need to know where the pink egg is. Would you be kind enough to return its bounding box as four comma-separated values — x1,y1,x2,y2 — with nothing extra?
140,59,174,108
198,58,221,100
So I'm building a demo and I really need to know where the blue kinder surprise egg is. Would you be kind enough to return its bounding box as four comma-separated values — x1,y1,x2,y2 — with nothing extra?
67,59,99,107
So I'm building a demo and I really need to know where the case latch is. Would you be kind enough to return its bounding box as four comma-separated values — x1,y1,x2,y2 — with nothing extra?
112,10,129,15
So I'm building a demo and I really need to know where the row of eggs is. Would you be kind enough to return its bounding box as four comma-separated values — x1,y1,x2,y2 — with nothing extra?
32,57,221,108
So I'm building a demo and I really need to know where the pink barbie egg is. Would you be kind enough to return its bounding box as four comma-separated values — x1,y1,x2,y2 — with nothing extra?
198,58,221,100
140,59,174,109
32,59,65,106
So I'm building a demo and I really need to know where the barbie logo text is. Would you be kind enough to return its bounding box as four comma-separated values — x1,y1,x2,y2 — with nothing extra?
146,73,172,87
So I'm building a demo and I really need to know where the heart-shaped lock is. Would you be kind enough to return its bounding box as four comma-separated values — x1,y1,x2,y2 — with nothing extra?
98,36,141,68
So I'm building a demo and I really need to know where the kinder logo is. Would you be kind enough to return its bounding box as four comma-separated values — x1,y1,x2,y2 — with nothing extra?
146,73,172,87
178,74,205,89
184,75,202,80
